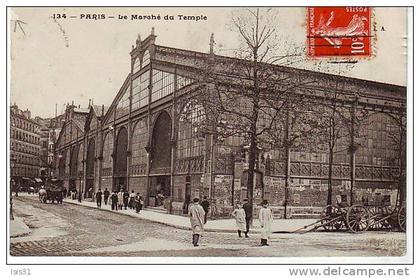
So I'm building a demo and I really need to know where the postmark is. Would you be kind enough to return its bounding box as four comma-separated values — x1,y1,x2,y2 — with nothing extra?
307,7,372,58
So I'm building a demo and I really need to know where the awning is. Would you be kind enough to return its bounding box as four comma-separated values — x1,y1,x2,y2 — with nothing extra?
34,178,43,183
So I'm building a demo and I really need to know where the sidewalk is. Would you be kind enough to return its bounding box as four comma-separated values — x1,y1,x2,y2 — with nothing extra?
19,194,317,233
61,197,317,233
10,217,31,237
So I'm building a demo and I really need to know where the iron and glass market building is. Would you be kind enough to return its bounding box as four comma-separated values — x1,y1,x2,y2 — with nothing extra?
53,31,406,217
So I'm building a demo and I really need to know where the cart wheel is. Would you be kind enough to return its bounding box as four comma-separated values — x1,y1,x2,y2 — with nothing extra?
398,206,406,232
321,205,343,231
368,206,391,230
346,205,370,233
367,207,381,230
380,206,393,229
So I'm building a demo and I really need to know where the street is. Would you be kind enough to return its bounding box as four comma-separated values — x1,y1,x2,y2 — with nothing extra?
10,196,406,257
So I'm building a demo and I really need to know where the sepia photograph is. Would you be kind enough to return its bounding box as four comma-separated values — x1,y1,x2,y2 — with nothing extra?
6,6,412,265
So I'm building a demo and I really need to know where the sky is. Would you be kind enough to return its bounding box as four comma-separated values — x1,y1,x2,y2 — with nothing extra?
9,7,408,118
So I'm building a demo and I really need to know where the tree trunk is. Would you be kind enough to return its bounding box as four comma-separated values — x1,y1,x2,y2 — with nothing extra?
283,107,290,219
327,145,334,206
349,100,356,206
398,114,405,207
246,46,260,219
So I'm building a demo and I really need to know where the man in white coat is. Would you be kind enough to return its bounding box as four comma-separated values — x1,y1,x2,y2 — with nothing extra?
188,197,206,247
259,199,273,246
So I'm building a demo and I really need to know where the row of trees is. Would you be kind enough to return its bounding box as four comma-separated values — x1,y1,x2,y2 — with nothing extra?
181,9,406,217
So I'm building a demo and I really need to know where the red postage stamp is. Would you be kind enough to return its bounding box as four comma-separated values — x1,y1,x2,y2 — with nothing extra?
307,7,372,57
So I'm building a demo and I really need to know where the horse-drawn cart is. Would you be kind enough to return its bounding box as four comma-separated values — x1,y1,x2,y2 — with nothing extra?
38,179,64,204
295,192,406,233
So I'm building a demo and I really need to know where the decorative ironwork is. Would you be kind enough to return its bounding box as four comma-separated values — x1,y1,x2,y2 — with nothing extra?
174,156,204,173
130,164,147,175
267,160,399,182
102,167,112,177
150,167,171,175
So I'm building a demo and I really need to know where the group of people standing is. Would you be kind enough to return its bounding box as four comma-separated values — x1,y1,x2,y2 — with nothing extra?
95,188,144,213
69,189,83,203
188,197,273,247
231,199,273,246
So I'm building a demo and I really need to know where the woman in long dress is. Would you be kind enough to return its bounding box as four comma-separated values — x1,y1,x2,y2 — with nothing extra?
231,202,247,238
259,200,273,246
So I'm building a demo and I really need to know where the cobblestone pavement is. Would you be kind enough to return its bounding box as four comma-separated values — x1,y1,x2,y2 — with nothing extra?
10,196,406,257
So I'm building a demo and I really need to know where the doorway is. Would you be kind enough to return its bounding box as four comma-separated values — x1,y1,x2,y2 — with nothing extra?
149,175,170,207
113,127,128,192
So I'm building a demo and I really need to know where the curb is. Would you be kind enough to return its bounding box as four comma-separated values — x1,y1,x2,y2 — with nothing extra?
10,217,31,238
19,195,305,234
61,199,262,234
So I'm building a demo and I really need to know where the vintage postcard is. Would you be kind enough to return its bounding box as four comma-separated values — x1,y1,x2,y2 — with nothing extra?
7,6,412,266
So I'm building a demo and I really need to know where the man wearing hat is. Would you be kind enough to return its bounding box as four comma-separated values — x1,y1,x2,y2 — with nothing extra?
188,197,206,247
242,198,252,238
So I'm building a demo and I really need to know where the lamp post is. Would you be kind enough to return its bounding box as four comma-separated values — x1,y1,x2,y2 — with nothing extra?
78,170,83,201
10,158,16,220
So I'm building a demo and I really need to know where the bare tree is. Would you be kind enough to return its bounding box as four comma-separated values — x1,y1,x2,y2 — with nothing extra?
383,108,406,206
311,77,351,206
263,92,326,217
188,8,315,217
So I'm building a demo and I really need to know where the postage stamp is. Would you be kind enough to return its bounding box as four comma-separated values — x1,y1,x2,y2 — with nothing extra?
307,7,372,57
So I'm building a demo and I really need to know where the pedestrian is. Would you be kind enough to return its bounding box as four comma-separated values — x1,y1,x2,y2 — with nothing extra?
111,191,118,210
200,196,210,224
96,189,102,208
117,189,124,210
259,200,273,246
231,202,247,238
188,197,205,247
129,190,136,209
78,190,83,203
123,190,130,210
135,194,143,213
104,188,110,205
183,194,191,214
242,198,252,238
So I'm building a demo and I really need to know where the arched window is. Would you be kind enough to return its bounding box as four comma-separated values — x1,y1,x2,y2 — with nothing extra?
131,120,148,167
151,70,174,102
58,150,67,178
115,86,130,119
70,145,79,179
151,112,171,170
177,102,206,159
133,57,141,73
114,127,128,178
102,132,114,176
132,70,149,110
142,50,150,68
86,138,96,179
